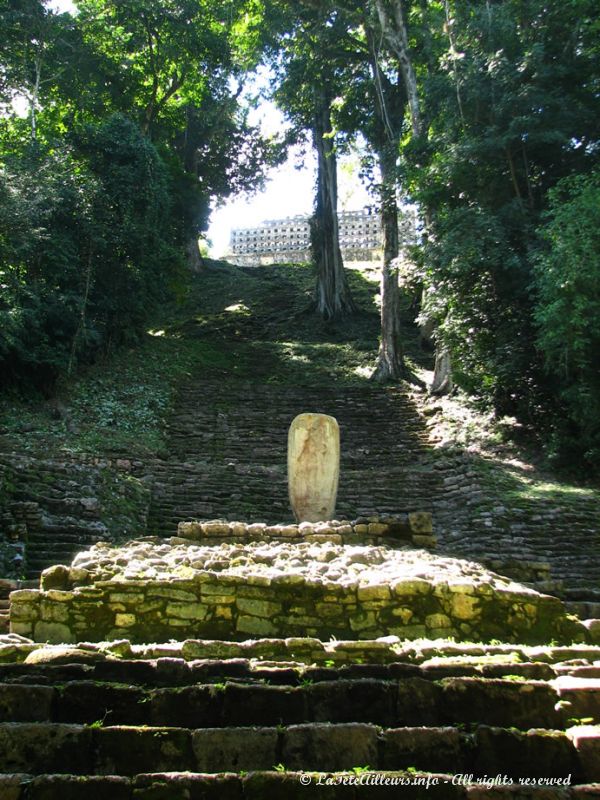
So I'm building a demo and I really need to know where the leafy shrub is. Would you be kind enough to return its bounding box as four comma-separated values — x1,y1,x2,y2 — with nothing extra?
0,114,182,389
532,170,600,465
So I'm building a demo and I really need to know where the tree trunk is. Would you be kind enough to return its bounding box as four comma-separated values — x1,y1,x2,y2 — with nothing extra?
367,26,406,381
30,54,42,141
418,286,435,350
374,0,423,137
372,145,405,381
186,234,204,273
430,346,453,395
311,87,355,320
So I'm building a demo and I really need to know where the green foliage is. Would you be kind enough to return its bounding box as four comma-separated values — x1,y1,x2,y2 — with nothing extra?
0,115,179,386
395,0,600,466
0,0,279,392
533,170,600,465
424,202,537,412
2,0,600,472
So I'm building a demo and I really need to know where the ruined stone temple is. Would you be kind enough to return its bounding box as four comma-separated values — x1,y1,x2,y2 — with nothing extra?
229,206,416,266
3,272,600,789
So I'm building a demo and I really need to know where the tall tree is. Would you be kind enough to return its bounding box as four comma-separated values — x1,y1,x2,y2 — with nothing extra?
371,0,456,392
72,0,279,269
366,22,407,380
0,0,281,387
310,83,356,319
274,2,356,319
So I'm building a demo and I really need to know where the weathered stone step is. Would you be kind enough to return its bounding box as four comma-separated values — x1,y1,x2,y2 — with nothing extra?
0,657,564,689
0,596,9,632
0,721,589,780
0,660,553,686
0,677,570,730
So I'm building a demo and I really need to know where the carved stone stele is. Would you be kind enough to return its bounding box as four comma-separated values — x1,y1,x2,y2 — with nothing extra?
288,413,340,523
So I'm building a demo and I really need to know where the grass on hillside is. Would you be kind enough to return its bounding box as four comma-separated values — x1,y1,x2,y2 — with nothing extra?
0,260,422,458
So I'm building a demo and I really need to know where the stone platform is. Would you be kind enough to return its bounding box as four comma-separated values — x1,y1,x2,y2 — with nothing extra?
8,518,588,646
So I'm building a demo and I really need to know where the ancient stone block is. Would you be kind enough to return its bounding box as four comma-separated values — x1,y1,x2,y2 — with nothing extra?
147,587,198,601
192,726,278,771
357,584,391,601
473,726,578,778
33,622,75,644
450,593,480,621
307,679,399,726
382,726,467,772
10,602,39,621
0,723,92,773
45,590,74,602
165,603,207,620
567,725,600,781
555,676,600,725
246,523,267,535
222,683,305,727
441,677,562,729
40,565,71,591
236,615,277,637
178,521,202,539
150,686,222,728
57,683,149,726
425,613,452,629
367,523,388,535
0,684,54,722
236,598,282,618
202,521,231,536
93,726,193,775
40,600,70,623
282,722,378,771
114,613,136,628
392,579,431,597
396,679,443,726
9,589,40,603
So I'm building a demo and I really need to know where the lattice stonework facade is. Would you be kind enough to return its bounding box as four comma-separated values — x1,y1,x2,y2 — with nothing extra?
229,208,383,266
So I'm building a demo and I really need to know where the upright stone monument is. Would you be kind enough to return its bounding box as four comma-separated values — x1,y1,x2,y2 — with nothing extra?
288,413,340,522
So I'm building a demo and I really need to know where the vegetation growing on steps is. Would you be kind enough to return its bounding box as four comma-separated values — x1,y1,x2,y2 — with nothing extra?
0,261,419,458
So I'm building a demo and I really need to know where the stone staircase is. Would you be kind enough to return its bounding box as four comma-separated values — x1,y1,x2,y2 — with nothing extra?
145,379,600,610
1,639,600,796
148,383,440,535
2,375,599,604
0,454,149,580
